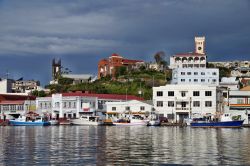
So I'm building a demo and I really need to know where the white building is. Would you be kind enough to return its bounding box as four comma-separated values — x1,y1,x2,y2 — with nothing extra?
171,68,219,85
169,37,206,69
0,79,14,93
223,90,250,124
106,100,153,119
153,84,218,122
219,77,239,90
36,92,143,120
231,67,250,77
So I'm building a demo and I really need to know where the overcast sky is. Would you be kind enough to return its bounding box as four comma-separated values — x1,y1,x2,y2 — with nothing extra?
0,0,250,85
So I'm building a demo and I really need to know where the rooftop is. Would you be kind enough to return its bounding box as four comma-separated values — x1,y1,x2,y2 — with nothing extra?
61,92,144,101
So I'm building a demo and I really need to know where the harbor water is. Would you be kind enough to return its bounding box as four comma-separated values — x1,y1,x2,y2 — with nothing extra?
1,126,250,165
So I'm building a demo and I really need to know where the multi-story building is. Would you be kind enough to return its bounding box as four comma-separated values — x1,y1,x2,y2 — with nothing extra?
12,80,40,93
231,67,250,77
105,100,153,119
153,84,218,122
36,92,143,120
171,68,219,85
219,77,240,90
223,90,250,124
169,37,206,69
98,53,144,79
0,94,36,120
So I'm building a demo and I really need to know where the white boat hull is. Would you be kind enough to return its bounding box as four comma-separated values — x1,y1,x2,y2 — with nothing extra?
70,119,102,126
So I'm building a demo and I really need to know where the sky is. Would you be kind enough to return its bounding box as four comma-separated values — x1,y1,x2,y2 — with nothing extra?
0,0,250,85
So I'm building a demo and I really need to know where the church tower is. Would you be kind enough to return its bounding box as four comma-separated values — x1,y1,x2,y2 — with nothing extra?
195,36,205,54
52,58,61,81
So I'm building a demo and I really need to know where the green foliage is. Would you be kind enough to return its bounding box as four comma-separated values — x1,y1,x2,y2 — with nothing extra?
115,66,127,78
31,90,46,97
58,77,74,85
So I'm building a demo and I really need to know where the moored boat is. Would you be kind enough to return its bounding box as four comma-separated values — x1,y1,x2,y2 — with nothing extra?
190,113,244,128
113,117,148,126
9,116,50,126
147,119,161,126
70,115,103,125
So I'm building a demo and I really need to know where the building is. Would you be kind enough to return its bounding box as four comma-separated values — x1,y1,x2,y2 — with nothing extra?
61,74,94,84
51,58,61,84
36,92,143,120
98,53,144,79
153,84,218,122
219,77,240,90
105,100,153,119
0,94,36,120
169,37,206,69
171,68,219,85
231,67,250,77
209,60,250,69
0,79,14,93
223,90,250,124
12,80,40,93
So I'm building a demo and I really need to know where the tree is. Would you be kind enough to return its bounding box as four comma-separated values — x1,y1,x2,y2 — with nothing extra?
115,66,127,78
31,90,46,97
58,77,74,85
154,51,168,70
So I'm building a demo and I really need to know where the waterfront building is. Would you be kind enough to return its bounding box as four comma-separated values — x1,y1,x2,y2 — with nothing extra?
223,89,250,124
171,68,219,85
98,53,144,79
169,37,206,69
0,94,36,120
105,100,153,119
36,92,143,120
153,84,218,122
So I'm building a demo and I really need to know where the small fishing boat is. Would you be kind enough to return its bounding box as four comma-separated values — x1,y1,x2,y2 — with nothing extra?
70,115,103,125
49,119,59,125
190,113,244,128
147,112,161,126
9,116,50,126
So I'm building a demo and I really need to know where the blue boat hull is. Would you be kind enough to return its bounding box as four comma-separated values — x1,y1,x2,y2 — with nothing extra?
9,120,50,126
190,120,244,128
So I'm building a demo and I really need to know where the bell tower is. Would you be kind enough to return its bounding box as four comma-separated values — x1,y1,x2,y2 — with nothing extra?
195,36,205,54
52,58,61,81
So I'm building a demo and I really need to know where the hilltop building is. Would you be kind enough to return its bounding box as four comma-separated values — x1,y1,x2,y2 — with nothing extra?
50,59,95,85
98,53,144,79
169,36,206,69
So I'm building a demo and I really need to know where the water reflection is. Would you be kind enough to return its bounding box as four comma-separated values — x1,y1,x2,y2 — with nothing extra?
0,126,250,165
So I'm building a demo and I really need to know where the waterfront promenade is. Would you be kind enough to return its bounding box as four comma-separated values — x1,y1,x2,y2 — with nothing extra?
1,126,250,165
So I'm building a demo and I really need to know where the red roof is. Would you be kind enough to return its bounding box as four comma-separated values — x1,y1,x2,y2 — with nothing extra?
174,52,206,57
122,59,144,64
111,53,122,57
62,92,144,101
0,94,36,101
0,100,25,105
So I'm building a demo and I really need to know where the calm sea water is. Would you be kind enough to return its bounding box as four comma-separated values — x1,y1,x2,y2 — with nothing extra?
0,126,250,165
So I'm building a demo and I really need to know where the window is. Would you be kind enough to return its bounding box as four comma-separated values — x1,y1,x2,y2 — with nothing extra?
73,102,76,108
40,103,42,109
223,92,228,98
181,91,186,97
68,102,71,108
201,72,205,75
168,101,174,107
189,79,191,82
201,79,205,82
237,99,244,104
168,91,174,96
181,72,185,75
181,102,186,108
194,72,198,75
205,101,212,107
140,106,145,111
157,91,163,96
193,101,200,107
212,72,217,75
205,91,212,96
194,79,198,82
63,102,66,108
181,79,185,82
125,106,130,110
212,79,217,83
187,72,191,75
112,107,116,111
157,101,163,107
193,91,200,96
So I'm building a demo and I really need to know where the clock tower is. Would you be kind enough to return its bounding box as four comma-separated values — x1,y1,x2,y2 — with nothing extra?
195,36,205,54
